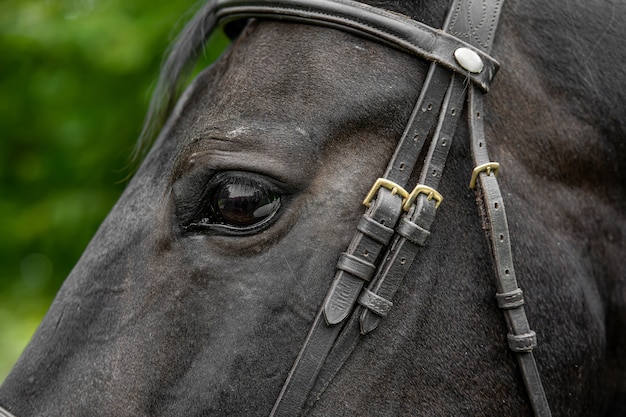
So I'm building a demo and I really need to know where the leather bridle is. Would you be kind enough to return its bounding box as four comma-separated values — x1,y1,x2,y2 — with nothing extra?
0,1,552,416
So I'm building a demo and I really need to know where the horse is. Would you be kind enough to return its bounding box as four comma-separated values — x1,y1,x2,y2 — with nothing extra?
1,0,625,415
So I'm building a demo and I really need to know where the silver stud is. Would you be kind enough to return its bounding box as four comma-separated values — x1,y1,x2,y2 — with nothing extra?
454,47,484,73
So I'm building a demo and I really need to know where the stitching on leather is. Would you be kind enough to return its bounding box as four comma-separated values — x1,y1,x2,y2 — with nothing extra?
488,0,503,46
217,4,436,56
467,0,489,49
448,0,500,51
216,3,495,89
447,0,469,42
447,0,463,36
303,0,435,43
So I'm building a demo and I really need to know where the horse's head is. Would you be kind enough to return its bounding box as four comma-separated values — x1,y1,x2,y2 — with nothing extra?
1,0,625,416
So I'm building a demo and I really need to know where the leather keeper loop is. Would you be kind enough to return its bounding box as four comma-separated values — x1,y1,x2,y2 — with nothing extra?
496,288,524,309
507,331,537,353
396,217,430,246
357,214,395,245
336,252,376,282
358,288,393,317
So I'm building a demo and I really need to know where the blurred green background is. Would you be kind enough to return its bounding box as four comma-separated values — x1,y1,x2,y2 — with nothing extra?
0,0,227,383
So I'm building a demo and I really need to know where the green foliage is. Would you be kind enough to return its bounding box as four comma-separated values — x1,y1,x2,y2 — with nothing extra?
0,0,228,382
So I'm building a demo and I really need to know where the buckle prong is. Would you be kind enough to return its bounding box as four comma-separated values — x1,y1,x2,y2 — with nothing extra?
363,178,409,208
403,184,443,211
469,162,500,189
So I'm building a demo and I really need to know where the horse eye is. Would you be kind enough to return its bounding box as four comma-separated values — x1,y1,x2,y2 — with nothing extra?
179,172,283,235
211,180,281,227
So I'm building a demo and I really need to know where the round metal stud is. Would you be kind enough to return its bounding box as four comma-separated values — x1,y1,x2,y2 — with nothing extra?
454,47,484,73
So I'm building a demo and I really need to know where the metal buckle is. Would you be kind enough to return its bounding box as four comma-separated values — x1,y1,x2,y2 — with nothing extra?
469,162,500,189
363,178,409,208
403,184,443,211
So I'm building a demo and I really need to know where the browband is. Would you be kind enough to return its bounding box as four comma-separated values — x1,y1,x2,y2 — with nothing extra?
213,0,499,91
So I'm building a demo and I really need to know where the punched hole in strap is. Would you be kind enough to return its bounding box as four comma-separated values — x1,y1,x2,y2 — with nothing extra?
357,215,395,245
507,331,537,353
358,288,393,317
496,288,524,309
337,252,376,282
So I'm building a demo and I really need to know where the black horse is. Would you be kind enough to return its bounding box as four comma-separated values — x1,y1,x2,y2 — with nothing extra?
1,0,624,416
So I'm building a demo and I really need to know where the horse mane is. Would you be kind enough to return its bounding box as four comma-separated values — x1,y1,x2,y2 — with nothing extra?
134,1,218,161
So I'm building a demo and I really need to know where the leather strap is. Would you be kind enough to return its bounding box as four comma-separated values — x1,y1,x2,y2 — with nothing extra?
213,0,499,91
360,72,467,334
303,73,468,408
270,1,503,415
266,0,547,415
468,86,552,417
270,189,404,417
0,407,16,417
357,0,508,336
323,190,404,326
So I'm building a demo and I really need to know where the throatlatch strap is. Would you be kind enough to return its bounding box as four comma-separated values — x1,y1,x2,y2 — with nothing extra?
468,86,552,417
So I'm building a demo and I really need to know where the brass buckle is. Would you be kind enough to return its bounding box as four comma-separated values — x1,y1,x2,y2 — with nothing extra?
363,178,409,208
469,162,500,189
403,184,443,211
